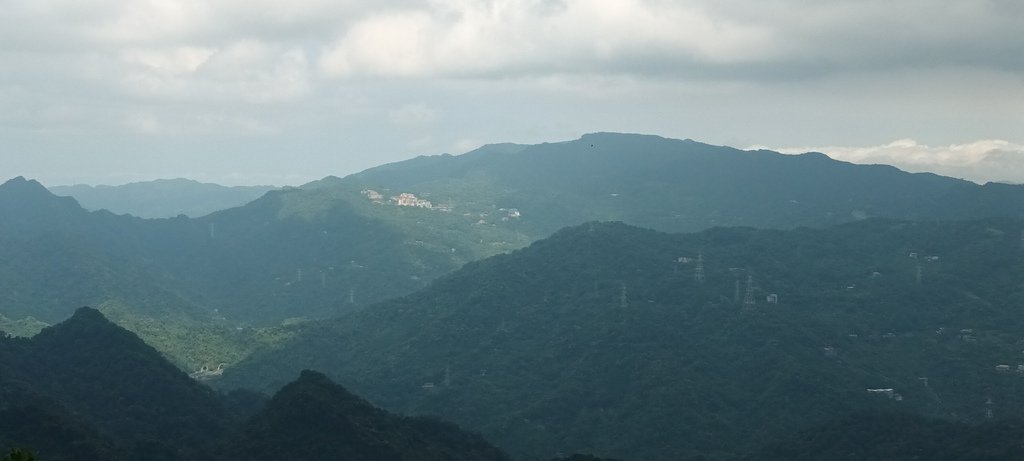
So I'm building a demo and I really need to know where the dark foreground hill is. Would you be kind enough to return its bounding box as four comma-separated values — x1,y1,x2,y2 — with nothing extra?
0,307,233,459
219,218,1024,460
219,369,509,461
0,308,511,461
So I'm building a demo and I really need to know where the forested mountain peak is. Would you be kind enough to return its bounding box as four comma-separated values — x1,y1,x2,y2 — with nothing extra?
225,369,510,461
1,176,45,192
273,369,370,409
33,306,156,351
0,176,83,221
0,307,234,458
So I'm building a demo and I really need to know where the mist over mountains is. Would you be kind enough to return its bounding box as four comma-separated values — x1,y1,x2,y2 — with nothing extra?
49,179,277,219
4,133,1024,460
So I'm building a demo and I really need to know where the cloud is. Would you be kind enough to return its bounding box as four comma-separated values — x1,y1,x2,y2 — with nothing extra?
389,103,439,126
119,40,313,104
315,0,1024,80
319,0,781,79
769,139,1024,184
1,0,1022,186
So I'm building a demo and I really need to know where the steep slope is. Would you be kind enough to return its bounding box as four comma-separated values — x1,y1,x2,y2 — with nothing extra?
0,307,235,458
50,179,276,218
0,178,261,369
220,218,1024,460
0,176,505,367
346,133,1024,236
2,176,517,327
219,370,509,461
153,184,523,323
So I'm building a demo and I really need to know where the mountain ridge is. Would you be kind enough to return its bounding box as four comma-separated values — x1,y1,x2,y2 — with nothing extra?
49,178,277,218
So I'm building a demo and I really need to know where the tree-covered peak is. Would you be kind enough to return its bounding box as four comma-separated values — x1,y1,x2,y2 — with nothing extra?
65,306,107,323
230,369,510,461
1,176,38,190
34,306,150,349
0,176,78,207
275,369,367,407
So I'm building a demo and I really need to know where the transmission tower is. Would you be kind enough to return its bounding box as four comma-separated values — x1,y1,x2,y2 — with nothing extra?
742,275,756,308
695,253,706,283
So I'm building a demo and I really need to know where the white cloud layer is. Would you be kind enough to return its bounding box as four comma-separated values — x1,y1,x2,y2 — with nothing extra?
771,140,1024,184
319,0,780,78
0,1,1022,185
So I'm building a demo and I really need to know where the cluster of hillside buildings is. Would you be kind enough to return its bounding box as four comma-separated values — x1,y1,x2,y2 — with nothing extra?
362,189,436,208
360,189,520,220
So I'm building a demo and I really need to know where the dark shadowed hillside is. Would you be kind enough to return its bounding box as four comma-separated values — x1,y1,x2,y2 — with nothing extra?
0,307,234,459
0,309,513,461
220,218,1024,460
219,370,509,461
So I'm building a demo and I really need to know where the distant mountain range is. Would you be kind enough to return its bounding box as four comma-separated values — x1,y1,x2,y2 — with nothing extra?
218,218,1024,460
49,179,276,218
3,132,1024,371
0,308,512,461
345,132,1024,236
5,132,1024,460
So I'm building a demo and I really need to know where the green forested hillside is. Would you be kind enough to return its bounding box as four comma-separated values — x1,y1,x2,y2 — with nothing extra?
219,218,1024,460
159,183,527,324
4,133,1024,371
347,132,1024,236
0,307,235,459
0,176,512,369
0,308,514,461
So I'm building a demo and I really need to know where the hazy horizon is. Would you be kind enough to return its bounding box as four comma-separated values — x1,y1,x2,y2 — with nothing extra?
1,1,1022,186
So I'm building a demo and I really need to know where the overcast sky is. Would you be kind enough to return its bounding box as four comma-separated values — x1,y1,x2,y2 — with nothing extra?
1,0,1022,186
